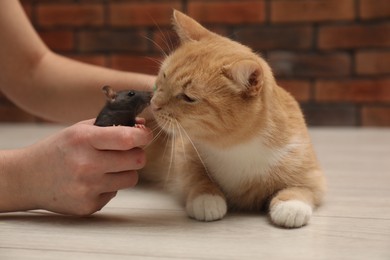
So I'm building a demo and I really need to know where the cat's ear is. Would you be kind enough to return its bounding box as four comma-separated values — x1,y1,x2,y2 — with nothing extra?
223,60,263,97
172,10,213,42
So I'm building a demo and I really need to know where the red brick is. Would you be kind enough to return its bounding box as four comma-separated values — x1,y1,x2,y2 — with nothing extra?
268,52,351,78
277,80,311,102
301,104,357,126
362,106,390,126
360,0,390,20
319,23,390,49
109,2,182,27
110,55,163,75
152,26,229,53
356,51,390,75
188,0,265,24
235,26,312,50
271,0,355,23
78,30,148,52
37,3,103,27
315,79,390,103
66,55,107,67
39,30,74,51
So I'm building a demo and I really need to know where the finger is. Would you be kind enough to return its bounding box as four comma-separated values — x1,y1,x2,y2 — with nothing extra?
96,148,146,173
98,191,118,210
88,126,153,150
102,171,139,193
76,118,95,125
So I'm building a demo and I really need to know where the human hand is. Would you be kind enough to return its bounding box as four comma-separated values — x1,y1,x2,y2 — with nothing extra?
14,119,152,216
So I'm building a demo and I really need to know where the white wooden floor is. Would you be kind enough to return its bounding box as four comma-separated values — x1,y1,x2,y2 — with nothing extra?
1,124,389,260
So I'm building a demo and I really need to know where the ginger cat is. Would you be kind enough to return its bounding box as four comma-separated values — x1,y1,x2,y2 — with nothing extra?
141,10,326,228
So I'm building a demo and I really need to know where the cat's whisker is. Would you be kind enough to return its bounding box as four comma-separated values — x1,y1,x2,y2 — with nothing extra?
176,121,212,180
144,120,169,149
164,120,176,188
146,125,161,138
149,120,166,134
156,25,174,54
145,56,164,67
175,119,187,162
161,120,173,159
143,35,168,58
149,15,174,54
145,130,163,148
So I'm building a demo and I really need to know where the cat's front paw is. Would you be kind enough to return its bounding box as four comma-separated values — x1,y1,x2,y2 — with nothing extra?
270,200,312,228
186,194,227,222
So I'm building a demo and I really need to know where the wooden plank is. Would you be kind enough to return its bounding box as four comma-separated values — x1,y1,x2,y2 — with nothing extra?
0,125,389,259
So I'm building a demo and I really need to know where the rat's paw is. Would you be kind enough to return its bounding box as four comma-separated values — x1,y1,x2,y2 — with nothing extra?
186,194,227,222
270,200,312,228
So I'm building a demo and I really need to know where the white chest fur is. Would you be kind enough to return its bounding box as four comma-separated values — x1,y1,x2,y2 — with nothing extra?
198,137,294,193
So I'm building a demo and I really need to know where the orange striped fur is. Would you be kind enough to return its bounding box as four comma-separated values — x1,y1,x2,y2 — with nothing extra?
141,10,326,228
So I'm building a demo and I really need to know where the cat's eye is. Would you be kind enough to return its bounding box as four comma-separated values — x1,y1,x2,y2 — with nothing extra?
177,93,196,103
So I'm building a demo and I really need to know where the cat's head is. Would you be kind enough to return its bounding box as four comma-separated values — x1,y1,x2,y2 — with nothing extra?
151,10,276,147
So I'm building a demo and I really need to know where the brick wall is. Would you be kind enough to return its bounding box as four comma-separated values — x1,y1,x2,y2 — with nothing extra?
1,0,389,126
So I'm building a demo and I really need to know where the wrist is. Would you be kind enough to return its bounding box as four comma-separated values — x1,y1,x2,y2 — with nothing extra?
0,148,40,212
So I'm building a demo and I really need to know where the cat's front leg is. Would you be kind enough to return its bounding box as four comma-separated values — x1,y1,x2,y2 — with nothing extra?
269,186,321,228
186,192,227,222
182,165,227,222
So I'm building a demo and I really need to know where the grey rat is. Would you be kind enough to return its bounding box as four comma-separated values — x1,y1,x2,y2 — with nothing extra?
94,85,152,127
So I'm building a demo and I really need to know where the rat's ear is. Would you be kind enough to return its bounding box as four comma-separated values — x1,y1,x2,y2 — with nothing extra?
172,10,213,43
102,85,117,102
222,60,263,97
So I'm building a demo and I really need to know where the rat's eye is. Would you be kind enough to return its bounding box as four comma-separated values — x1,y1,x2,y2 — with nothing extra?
127,91,135,97
177,93,196,103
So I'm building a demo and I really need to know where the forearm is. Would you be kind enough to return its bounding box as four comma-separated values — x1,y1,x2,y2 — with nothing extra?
14,52,155,123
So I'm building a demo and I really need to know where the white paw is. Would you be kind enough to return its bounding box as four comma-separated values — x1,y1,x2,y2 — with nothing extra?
270,200,312,228
186,194,227,222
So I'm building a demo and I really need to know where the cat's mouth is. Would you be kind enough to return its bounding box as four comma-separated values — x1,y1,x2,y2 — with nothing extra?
153,112,179,136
